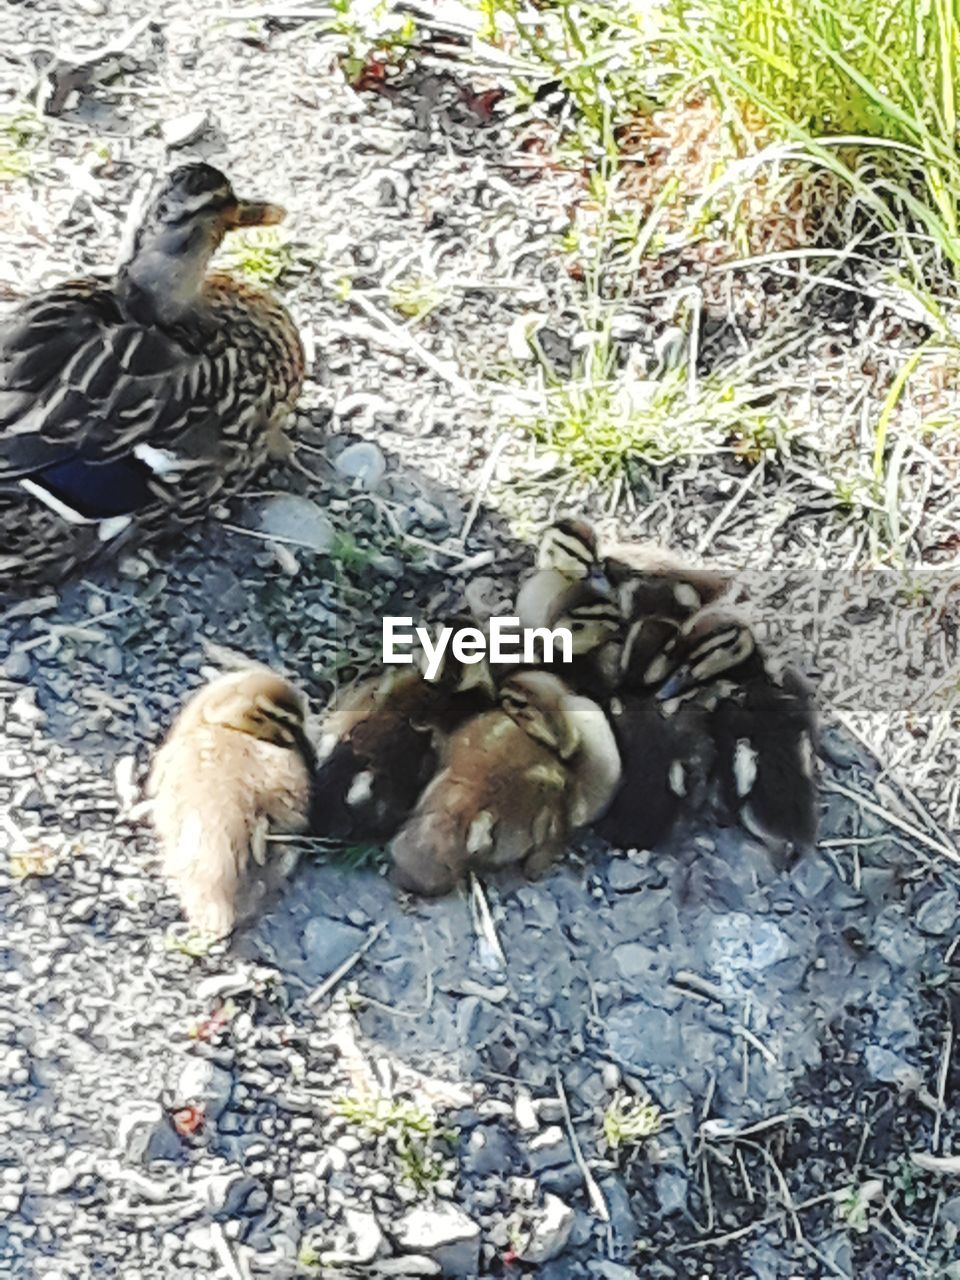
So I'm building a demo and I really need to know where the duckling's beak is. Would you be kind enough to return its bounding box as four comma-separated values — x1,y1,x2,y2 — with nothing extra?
228,200,286,228
655,665,694,701
586,566,615,601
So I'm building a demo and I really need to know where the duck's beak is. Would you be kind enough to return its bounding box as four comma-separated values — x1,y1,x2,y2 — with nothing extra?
586,565,615,601
655,664,694,702
228,199,286,228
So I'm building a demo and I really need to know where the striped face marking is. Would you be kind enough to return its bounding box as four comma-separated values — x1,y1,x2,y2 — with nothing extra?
537,519,597,577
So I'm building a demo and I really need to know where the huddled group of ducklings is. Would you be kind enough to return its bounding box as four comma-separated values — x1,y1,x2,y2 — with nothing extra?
0,161,818,938
149,517,819,936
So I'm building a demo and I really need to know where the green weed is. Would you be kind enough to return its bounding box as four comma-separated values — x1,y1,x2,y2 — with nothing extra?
389,274,452,321
602,1092,662,1152
333,1092,456,1192
0,110,43,182
218,226,295,287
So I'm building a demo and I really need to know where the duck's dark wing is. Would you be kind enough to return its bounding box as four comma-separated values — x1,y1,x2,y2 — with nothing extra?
0,281,232,494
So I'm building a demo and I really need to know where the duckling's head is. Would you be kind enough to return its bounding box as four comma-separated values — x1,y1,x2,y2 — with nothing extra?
119,164,286,320
500,671,581,759
199,670,307,749
649,607,756,700
555,593,622,656
536,518,602,580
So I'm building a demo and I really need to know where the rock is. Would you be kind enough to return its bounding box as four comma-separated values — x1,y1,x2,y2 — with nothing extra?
2,652,31,681
607,858,648,892
334,442,386,490
538,1162,583,1198
117,1102,182,1164
790,854,835,900
864,1045,922,1089
915,888,958,936
395,1205,480,1277
302,918,364,976
462,1125,515,1178
612,942,665,986
369,1259,441,1277
514,1093,538,1132
320,1208,386,1266
256,494,335,554
517,1194,575,1264
654,1168,688,1215
177,1058,233,1120
590,1263,637,1280
161,111,209,148
527,1126,570,1172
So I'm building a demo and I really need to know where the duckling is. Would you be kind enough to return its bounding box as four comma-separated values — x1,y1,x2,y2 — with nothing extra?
515,517,615,632
514,518,622,698
603,539,733,625
518,516,729,643
148,670,313,938
390,670,621,896
311,635,496,841
598,614,717,849
648,605,819,865
0,163,304,589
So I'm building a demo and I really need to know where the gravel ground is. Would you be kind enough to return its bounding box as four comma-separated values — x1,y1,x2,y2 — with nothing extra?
2,3,960,1278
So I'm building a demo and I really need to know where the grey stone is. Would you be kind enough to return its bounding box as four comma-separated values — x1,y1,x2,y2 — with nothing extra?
302,917,364,976
177,1058,233,1120
462,1125,515,1178
527,1126,571,1172
117,1102,181,1164
607,858,648,892
161,111,209,147
395,1205,480,1277
517,1193,574,1263
590,1264,637,1280
3,652,31,680
256,494,335,553
916,888,958,936
334,442,387,490
654,1167,687,1215
320,1208,386,1266
612,943,665,986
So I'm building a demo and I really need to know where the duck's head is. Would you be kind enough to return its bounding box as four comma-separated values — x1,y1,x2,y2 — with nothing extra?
119,164,286,319
648,606,756,700
554,591,622,656
200,670,307,749
500,670,581,759
537,517,605,582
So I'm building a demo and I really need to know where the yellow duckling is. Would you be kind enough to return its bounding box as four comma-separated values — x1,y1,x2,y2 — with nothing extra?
149,669,313,938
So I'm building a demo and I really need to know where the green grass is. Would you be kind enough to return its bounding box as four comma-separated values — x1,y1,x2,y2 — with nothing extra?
511,327,797,480
602,1092,662,1152
333,1092,456,1191
389,274,452,321
218,226,295,286
663,0,960,282
0,110,43,182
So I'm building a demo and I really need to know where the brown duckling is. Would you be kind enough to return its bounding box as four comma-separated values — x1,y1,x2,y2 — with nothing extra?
311,637,496,842
149,669,313,938
648,605,819,865
389,670,621,896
